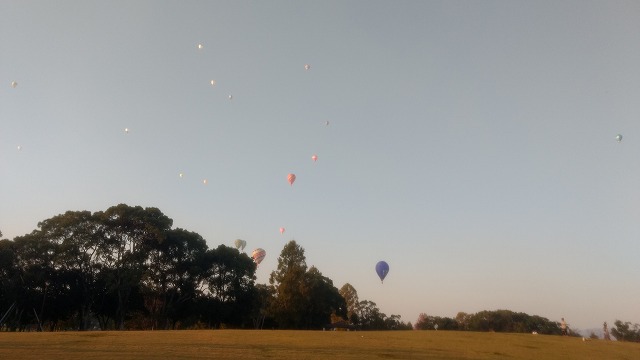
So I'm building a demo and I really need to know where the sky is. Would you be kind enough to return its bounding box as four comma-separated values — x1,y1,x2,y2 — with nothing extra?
1,1,639,331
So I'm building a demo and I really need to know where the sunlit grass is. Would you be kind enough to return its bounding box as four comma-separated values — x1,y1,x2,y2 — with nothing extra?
0,330,638,360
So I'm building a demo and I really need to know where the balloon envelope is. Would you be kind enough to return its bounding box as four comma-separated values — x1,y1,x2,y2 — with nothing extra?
11,81,17,88
279,227,285,234
287,173,296,186
234,239,246,251
252,248,266,265
311,154,318,162
375,261,389,283
616,134,623,142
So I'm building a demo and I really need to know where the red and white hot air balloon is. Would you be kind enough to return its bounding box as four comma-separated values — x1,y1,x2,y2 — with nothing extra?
287,173,296,186
311,154,318,162
252,248,266,265
280,227,285,235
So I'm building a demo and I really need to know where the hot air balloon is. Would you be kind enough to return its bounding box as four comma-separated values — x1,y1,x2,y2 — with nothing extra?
234,239,246,251
124,128,129,134
252,248,266,265
210,80,216,86
280,227,285,235
197,43,203,50
375,261,389,283
616,134,623,142
10,81,17,88
287,173,296,186
304,64,311,70
311,154,318,162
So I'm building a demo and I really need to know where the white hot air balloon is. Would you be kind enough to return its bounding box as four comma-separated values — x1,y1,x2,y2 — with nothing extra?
304,64,311,70
197,43,204,50
210,80,216,86
234,239,247,251
616,134,623,142
11,81,18,88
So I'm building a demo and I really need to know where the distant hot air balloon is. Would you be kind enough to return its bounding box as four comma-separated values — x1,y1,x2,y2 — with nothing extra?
325,120,330,126
10,81,17,88
210,80,216,86
616,134,623,142
304,64,311,70
234,239,246,251
287,173,296,186
375,261,389,283
311,154,318,162
197,43,204,50
252,248,266,265
280,227,285,235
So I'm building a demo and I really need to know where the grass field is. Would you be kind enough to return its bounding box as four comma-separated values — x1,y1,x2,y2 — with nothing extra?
1,330,639,359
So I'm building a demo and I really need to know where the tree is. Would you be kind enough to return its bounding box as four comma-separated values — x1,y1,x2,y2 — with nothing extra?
95,204,173,330
339,283,360,324
35,210,104,330
269,241,309,329
141,228,208,329
268,241,346,329
302,266,347,329
200,244,256,328
357,300,387,330
611,320,640,342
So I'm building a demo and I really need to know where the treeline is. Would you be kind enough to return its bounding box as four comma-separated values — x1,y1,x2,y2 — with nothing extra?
414,310,569,335
0,204,409,331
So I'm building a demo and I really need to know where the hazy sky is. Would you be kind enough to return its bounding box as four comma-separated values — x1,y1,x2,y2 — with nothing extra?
2,1,639,330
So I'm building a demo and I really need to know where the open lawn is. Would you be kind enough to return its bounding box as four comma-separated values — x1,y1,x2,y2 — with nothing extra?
1,330,638,360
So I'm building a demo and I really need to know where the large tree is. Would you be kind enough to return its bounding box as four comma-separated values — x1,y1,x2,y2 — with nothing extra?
141,228,208,329
611,320,640,342
34,210,104,330
199,244,257,328
339,283,360,324
269,241,309,329
94,204,173,330
269,241,346,329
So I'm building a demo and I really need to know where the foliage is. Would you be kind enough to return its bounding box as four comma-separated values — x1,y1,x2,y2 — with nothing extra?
415,310,563,335
611,320,640,342
268,241,346,329
0,205,408,332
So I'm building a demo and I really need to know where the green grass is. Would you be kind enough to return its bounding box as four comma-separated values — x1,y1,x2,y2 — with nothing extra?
0,330,638,359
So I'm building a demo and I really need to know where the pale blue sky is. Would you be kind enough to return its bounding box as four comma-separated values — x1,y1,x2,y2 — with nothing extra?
2,1,639,330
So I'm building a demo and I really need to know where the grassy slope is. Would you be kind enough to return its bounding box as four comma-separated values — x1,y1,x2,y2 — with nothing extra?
0,330,638,360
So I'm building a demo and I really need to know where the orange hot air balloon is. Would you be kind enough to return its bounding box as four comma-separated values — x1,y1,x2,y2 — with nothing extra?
280,227,285,235
252,248,266,265
287,173,296,186
311,154,318,162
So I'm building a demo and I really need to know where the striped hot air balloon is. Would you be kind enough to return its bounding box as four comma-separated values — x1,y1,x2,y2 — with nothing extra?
252,248,266,265
287,173,296,186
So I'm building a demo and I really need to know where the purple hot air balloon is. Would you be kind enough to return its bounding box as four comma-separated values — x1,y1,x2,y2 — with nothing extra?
375,261,389,283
